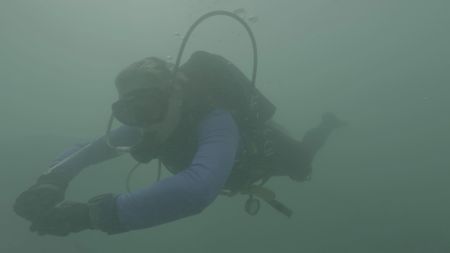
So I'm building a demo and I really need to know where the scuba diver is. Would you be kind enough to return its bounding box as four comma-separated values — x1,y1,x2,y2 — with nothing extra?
13,51,344,236
13,11,345,237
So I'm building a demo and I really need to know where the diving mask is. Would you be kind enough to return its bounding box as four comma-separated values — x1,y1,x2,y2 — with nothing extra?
112,87,170,127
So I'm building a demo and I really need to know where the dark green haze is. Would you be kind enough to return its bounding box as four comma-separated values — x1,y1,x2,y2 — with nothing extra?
1,0,449,252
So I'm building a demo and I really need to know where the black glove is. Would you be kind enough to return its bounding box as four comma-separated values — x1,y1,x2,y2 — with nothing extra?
30,193,128,236
30,201,92,236
14,173,69,222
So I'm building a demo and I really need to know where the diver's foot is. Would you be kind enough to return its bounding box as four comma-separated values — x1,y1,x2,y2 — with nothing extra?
321,112,347,129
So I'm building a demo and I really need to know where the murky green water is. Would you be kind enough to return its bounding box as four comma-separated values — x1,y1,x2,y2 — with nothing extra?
1,1,449,252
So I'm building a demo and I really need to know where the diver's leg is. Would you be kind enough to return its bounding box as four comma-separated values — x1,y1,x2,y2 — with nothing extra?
301,113,345,156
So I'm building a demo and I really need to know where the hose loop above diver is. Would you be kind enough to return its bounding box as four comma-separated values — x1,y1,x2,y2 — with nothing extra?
172,10,258,88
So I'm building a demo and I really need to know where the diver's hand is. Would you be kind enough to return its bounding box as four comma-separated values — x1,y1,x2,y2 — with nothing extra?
30,201,91,236
14,173,69,222
30,194,126,236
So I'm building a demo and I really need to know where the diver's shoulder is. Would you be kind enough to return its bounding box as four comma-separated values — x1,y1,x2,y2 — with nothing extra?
198,108,238,131
203,108,235,121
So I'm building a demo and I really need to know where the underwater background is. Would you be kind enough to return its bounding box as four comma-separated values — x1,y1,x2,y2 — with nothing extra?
1,0,449,252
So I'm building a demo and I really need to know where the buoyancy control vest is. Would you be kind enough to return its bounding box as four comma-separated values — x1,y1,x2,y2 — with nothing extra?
129,50,276,167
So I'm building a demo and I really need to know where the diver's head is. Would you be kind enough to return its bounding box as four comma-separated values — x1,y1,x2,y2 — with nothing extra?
112,57,181,128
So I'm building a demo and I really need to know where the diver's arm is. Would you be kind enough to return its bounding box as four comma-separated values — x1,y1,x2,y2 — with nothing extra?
14,125,142,222
47,125,142,180
90,109,239,233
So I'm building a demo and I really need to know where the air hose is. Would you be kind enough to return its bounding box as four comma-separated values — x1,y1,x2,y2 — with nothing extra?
172,10,258,88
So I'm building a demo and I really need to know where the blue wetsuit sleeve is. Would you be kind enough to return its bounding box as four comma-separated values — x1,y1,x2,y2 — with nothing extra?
48,125,142,180
115,109,239,230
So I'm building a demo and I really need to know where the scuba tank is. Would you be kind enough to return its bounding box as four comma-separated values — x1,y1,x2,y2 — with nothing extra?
180,50,276,130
